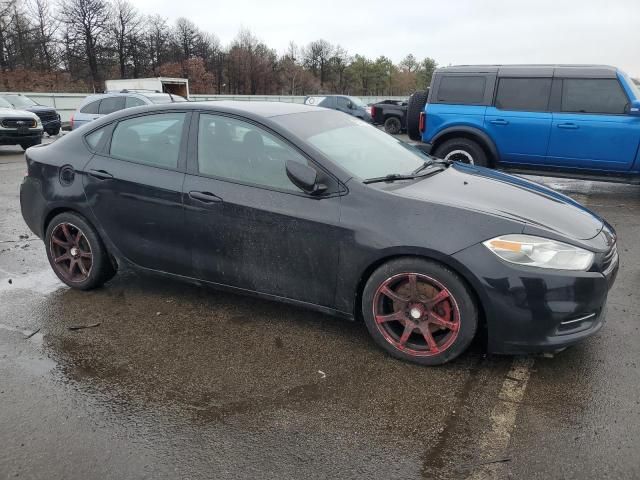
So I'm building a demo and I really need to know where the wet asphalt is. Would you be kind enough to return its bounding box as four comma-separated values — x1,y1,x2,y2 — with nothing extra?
1,139,639,480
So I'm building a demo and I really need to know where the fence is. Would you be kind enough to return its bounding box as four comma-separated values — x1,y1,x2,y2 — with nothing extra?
7,92,409,124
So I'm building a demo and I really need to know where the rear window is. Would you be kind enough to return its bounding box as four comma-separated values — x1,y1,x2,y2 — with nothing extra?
495,78,552,111
99,96,126,115
437,76,486,104
146,94,187,104
80,100,101,114
561,79,628,114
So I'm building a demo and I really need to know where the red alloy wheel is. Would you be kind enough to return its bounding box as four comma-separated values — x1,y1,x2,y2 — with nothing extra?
49,222,93,283
373,273,461,357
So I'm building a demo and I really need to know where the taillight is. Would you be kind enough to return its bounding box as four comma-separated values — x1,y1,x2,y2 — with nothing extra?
370,105,376,117
419,112,426,133
70,115,74,130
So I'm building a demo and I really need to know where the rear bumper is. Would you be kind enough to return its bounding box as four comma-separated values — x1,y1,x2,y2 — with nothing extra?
453,243,618,355
20,176,46,238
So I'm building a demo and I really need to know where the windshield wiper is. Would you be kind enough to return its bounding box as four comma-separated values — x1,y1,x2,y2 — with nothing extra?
363,165,444,184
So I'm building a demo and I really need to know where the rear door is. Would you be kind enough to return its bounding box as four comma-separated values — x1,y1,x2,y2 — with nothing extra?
547,78,639,171
83,111,191,275
484,77,552,164
183,112,343,307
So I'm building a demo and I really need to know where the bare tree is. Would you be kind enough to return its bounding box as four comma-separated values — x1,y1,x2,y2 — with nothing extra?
58,0,109,90
28,0,58,70
110,0,141,78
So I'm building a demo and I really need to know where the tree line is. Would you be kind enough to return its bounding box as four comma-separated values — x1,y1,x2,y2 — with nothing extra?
0,0,438,96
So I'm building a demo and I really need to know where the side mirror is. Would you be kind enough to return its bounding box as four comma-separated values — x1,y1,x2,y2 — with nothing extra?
347,101,353,109
285,160,327,195
629,99,640,116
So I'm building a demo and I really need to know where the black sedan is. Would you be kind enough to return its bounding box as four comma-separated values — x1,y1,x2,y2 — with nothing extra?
20,102,619,365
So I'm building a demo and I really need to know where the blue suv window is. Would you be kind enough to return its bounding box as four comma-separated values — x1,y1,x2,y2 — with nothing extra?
495,78,551,111
561,79,628,114
437,76,485,104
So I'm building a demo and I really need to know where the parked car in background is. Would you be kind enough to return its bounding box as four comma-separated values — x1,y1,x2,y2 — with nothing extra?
0,93,61,136
0,97,43,150
71,90,187,130
20,101,618,366
407,64,640,184
370,98,410,134
303,95,373,122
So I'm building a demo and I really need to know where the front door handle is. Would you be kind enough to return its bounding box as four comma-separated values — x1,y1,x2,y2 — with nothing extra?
557,123,579,129
189,191,223,203
88,169,113,180
489,119,509,125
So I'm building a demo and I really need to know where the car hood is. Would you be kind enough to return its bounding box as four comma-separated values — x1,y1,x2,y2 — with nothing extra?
24,105,56,114
388,162,604,241
0,107,39,119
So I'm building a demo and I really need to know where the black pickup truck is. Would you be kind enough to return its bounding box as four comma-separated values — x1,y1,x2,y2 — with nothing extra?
370,99,408,134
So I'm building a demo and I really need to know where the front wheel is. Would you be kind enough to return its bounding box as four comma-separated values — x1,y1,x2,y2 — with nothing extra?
362,258,478,366
45,212,116,290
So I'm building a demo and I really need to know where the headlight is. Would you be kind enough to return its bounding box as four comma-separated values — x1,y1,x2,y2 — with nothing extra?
483,234,594,271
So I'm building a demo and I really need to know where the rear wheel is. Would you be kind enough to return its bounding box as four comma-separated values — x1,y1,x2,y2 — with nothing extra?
45,212,116,290
362,258,477,366
407,90,429,141
384,116,402,135
434,137,488,167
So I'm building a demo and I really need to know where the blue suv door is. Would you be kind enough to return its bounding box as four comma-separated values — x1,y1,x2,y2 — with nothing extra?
484,77,553,164
547,77,639,171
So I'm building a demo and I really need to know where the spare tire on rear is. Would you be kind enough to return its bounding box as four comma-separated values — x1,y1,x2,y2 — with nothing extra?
407,89,429,141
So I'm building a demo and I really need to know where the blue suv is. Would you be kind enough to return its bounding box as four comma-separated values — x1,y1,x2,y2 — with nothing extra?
407,65,640,183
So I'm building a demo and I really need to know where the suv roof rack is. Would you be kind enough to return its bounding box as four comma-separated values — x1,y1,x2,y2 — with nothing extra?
103,89,163,94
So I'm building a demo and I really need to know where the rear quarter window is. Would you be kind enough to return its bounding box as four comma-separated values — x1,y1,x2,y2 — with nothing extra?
437,76,486,104
99,96,126,115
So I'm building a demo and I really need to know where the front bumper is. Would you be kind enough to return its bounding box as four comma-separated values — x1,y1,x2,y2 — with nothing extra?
453,243,618,355
42,119,61,132
0,129,43,145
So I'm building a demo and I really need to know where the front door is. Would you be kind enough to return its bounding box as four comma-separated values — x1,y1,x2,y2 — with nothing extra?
183,112,343,307
546,78,640,171
83,111,191,275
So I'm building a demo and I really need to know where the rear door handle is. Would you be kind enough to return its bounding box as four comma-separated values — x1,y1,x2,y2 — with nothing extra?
189,191,222,203
557,123,579,129
88,169,113,180
489,119,509,125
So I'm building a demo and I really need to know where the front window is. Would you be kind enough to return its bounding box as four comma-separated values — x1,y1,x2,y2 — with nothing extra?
274,110,429,180
620,71,640,100
348,96,366,107
1,95,37,108
0,97,13,109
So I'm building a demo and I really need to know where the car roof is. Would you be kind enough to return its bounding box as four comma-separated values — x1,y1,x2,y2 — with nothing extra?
436,64,619,78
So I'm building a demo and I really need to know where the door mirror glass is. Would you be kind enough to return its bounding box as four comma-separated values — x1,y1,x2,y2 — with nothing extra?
347,101,354,109
629,99,640,116
285,160,326,194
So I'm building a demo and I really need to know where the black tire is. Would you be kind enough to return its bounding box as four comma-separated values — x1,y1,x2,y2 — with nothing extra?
48,127,61,136
406,90,429,141
384,116,402,135
362,257,478,366
45,212,116,290
433,137,489,167
20,143,31,151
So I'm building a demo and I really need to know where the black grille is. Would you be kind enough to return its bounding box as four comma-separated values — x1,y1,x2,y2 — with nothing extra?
1,118,37,128
36,110,58,122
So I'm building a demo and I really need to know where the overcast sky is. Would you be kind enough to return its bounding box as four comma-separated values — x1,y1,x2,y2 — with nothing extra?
132,0,640,77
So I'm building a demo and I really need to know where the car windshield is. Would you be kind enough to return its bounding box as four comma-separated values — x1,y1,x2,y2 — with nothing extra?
0,97,13,108
2,95,37,107
620,71,640,99
274,110,430,180
147,94,187,104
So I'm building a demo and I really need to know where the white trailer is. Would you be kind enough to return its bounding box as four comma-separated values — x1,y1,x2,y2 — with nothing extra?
104,77,190,99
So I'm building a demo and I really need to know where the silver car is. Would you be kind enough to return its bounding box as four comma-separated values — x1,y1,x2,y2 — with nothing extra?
71,90,187,130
